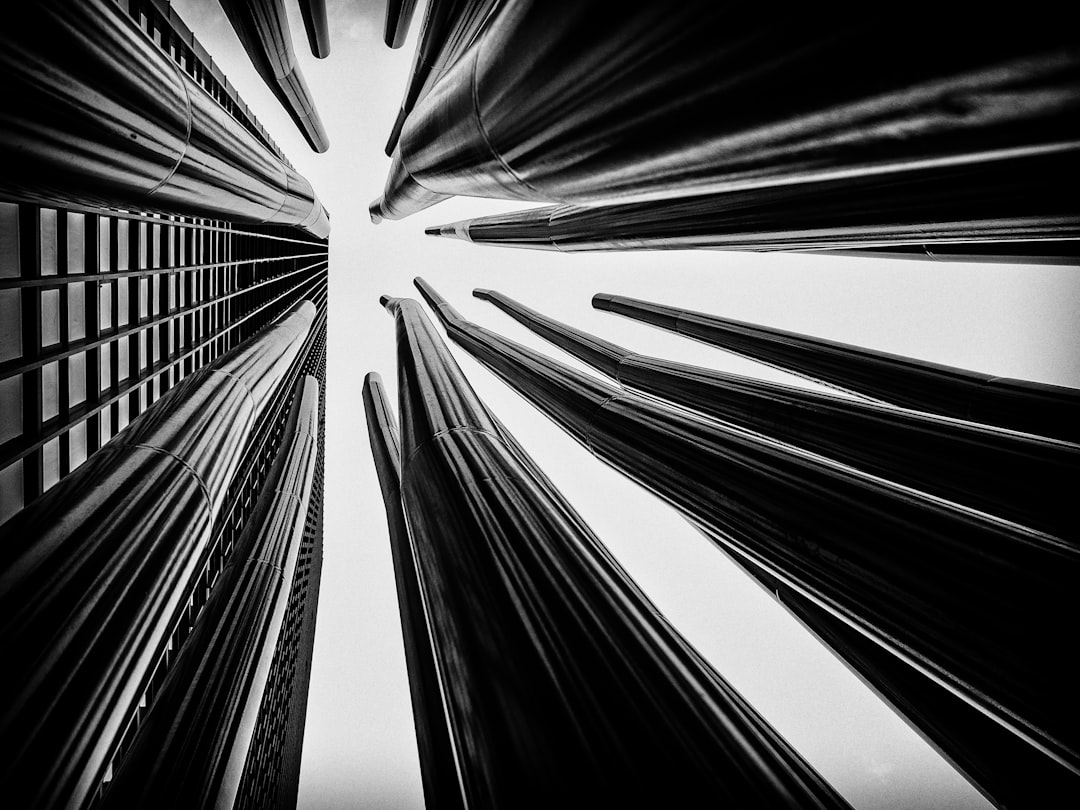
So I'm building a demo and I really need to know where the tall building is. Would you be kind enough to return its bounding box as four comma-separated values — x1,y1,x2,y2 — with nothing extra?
0,2,328,809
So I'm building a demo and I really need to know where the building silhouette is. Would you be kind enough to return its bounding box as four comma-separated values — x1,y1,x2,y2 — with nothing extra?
0,2,328,809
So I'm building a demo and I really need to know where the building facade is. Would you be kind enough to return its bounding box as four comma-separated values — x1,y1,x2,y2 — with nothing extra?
0,2,328,808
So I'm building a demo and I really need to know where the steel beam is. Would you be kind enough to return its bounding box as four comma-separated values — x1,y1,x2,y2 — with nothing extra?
382,0,502,155
375,0,1079,220
376,292,852,808
218,0,330,153
592,293,1080,442
474,288,1078,539
709,540,1080,808
298,0,331,58
384,0,420,49
424,152,1079,263
363,372,465,810
414,277,1080,777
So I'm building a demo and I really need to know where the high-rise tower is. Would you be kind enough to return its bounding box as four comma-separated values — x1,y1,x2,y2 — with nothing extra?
0,2,329,808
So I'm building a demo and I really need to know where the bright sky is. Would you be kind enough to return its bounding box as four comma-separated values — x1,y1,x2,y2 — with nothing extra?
172,2,1079,808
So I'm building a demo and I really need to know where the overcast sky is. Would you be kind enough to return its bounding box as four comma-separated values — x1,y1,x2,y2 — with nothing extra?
170,2,1080,807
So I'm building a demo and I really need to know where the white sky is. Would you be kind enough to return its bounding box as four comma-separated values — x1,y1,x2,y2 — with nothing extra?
172,2,1080,807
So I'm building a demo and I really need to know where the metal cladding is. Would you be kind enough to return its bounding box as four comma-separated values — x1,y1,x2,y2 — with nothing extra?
97,374,320,809
370,148,453,223
383,0,503,156
810,241,1080,266
379,0,1079,220
377,293,853,808
715,546,1080,808
362,372,465,810
298,0,331,58
425,152,1080,263
0,301,315,810
415,278,1080,778
218,0,330,153
384,0,420,49
592,293,1080,443
473,289,1079,539
0,0,329,238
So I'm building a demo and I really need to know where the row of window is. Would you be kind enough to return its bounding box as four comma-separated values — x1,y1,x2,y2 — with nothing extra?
0,202,320,282
0,202,328,525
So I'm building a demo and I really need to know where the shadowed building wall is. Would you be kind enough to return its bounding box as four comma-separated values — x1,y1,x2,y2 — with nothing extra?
0,2,329,808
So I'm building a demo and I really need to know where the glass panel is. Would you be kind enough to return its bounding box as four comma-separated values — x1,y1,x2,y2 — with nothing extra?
0,460,23,526
42,437,59,491
139,278,148,319
40,209,57,276
41,361,59,421
116,219,129,271
0,375,22,445
98,217,111,272
99,409,112,446
66,213,85,274
117,280,130,326
137,222,147,269
151,223,160,268
99,282,113,330
68,282,86,341
100,343,111,391
41,289,60,347
0,202,19,279
117,397,129,431
118,340,129,381
68,421,87,471
68,352,86,407
0,289,21,363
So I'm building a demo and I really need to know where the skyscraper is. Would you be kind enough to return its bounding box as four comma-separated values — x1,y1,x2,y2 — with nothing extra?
0,2,328,808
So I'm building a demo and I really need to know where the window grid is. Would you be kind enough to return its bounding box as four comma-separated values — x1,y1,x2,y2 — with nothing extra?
0,203,328,525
